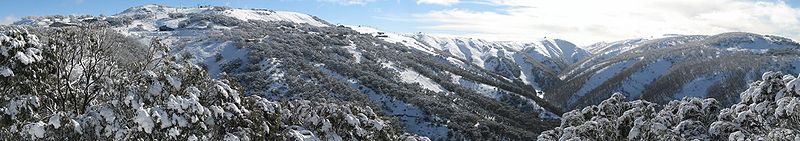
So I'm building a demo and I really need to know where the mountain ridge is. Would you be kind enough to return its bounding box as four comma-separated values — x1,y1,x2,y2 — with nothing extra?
11,4,568,139
5,4,800,140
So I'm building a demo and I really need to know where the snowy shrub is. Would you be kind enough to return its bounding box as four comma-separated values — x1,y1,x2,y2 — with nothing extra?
0,26,427,140
540,71,800,140
0,26,46,77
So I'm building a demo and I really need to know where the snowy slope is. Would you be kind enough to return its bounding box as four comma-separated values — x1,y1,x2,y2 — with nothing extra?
15,5,331,78
672,74,725,99
347,25,590,92
553,32,800,110
450,74,559,119
344,25,437,54
566,59,639,106
116,4,328,27
317,65,448,139
567,35,706,78
705,32,800,53
10,4,564,140
17,4,328,35
618,59,673,100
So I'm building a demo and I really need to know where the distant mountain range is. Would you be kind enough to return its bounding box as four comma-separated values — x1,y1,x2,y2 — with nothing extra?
7,4,800,140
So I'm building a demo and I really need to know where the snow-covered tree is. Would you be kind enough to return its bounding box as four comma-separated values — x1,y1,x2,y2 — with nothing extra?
540,71,800,140
0,26,427,140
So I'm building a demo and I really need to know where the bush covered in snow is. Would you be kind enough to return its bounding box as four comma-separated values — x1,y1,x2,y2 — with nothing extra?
539,71,800,140
0,26,46,77
11,5,564,140
0,26,428,140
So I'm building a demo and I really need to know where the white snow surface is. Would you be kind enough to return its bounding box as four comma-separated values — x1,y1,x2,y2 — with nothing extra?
342,43,363,63
707,33,800,52
345,25,437,55
450,74,558,119
26,122,46,139
381,62,446,93
286,126,319,141
568,59,639,106
618,59,673,100
673,74,725,99
317,65,448,140
451,74,502,99
348,26,591,91
48,115,61,129
512,52,542,90
116,4,328,27
0,67,13,77
133,107,155,134
191,41,249,78
398,69,447,93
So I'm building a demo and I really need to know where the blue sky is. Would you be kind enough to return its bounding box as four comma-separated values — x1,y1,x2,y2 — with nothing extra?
1,0,799,45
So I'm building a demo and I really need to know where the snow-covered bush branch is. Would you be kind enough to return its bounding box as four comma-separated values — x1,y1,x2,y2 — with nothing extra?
539,71,800,140
0,26,426,140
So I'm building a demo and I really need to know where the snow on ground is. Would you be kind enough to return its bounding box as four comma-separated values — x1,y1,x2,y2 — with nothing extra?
179,40,248,78
673,74,725,99
450,74,557,119
225,9,328,27
451,75,502,100
416,36,492,68
117,4,327,27
512,52,542,90
535,39,589,64
254,58,290,98
381,62,446,93
445,57,467,68
344,25,437,55
286,126,320,141
317,65,448,139
342,44,363,63
619,59,673,100
568,59,639,106
710,33,799,53
398,69,446,93
566,39,649,79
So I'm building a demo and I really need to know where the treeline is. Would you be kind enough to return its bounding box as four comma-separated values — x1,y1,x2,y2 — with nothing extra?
202,17,562,139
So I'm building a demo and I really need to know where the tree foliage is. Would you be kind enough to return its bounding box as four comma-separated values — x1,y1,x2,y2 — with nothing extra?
0,26,427,140
539,71,800,140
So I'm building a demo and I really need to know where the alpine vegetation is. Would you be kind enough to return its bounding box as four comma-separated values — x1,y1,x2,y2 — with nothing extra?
4,5,564,140
3,3,800,141
0,26,426,140
538,71,800,140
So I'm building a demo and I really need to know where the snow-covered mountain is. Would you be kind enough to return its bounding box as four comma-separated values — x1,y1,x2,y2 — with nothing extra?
551,32,800,110
347,26,591,91
7,4,800,140
10,4,567,140
18,4,329,28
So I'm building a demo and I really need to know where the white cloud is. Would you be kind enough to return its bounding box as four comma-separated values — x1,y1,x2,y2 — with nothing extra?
0,15,16,25
414,0,800,45
319,0,375,5
417,0,460,6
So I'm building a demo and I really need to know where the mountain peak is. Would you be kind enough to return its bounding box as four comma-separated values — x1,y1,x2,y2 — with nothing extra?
704,32,800,51
16,4,330,28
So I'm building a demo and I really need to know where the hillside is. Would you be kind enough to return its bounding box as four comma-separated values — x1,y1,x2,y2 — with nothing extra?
6,4,569,140
552,32,800,110
3,4,800,140
539,71,800,140
348,25,590,93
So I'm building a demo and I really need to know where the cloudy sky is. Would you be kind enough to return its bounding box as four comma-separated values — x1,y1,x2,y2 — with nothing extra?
1,0,798,45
